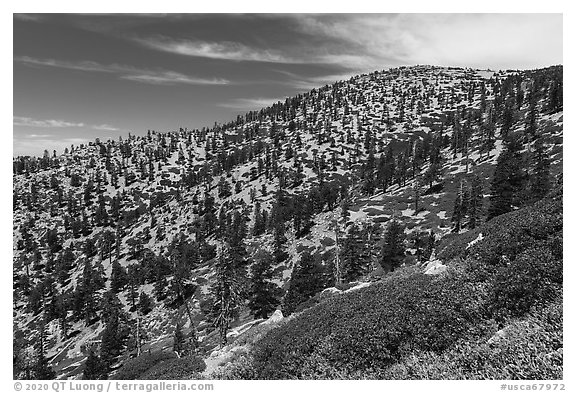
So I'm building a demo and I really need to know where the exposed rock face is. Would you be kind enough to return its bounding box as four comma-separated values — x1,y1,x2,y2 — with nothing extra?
261,310,284,326
423,259,447,275
487,327,511,345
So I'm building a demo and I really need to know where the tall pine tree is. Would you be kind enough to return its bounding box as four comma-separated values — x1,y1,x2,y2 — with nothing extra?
488,134,527,219
380,219,406,273
282,252,326,316
341,223,370,283
248,250,282,319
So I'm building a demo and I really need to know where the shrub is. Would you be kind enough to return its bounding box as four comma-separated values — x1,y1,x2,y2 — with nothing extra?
489,246,562,319
114,351,176,380
381,298,562,380
248,192,563,379
252,271,488,379
210,353,258,380
436,196,562,266
139,356,206,380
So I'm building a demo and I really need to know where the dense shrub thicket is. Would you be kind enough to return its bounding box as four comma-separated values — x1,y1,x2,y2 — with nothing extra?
437,191,561,264
114,351,206,380
138,356,206,379
114,352,176,380
252,272,489,378
236,194,563,379
381,298,562,380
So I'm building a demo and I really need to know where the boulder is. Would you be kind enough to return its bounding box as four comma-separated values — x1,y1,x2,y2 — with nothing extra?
423,260,447,275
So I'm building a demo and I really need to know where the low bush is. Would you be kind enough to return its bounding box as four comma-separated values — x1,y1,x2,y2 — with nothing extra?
138,356,206,380
436,196,562,266
249,193,563,379
489,246,562,320
252,271,489,379
210,353,258,380
381,298,562,380
114,351,176,380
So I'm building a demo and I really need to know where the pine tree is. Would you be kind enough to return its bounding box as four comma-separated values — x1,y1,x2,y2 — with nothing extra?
380,219,406,273
252,200,266,236
525,99,538,140
423,161,441,189
341,223,370,283
529,135,551,201
100,291,128,369
34,322,56,379
211,245,242,346
340,197,350,222
138,292,153,315
282,252,326,316
361,150,376,195
451,180,469,233
172,322,194,357
488,134,527,219
468,175,484,229
248,250,282,319
83,348,107,380
110,260,128,293
80,259,101,325
272,221,288,264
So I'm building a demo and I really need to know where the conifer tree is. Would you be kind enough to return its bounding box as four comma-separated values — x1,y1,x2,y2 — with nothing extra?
110,260,128,293
252,200,266,236
451,180,469,233
272,221,288,264
100,291,129,369
529,135,551,201
211,245,242,346
138,292,153,315
380,219,406,273
341,223,370,283
83,348,107,380
79,259,102,325
248,250,281,319
172,321,194,357
34,322,56,379
468,175,484,229
282,252,326,316
488,134,527,219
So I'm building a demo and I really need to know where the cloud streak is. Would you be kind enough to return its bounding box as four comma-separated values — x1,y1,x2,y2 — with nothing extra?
92,124,121,131
218,97,288,111
13,116,85,128
134,36,367,68
136,37,297,63
14,116,125,134
14,56,230,86
13,14,44,22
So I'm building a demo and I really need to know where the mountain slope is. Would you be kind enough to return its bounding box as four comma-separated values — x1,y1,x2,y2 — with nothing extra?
12,65,563,379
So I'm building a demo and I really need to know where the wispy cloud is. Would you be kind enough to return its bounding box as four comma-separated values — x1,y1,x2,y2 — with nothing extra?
13,116,85,128
120,71,227,86
26,134,52,138
14,116,125,133
14,14,44,22
92,124,121,132
14,56,230,86
135,37,299,63
218,97,287,111
134,36,366,68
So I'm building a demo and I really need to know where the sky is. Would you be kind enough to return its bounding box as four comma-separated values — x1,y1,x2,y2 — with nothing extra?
13,13,563,157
